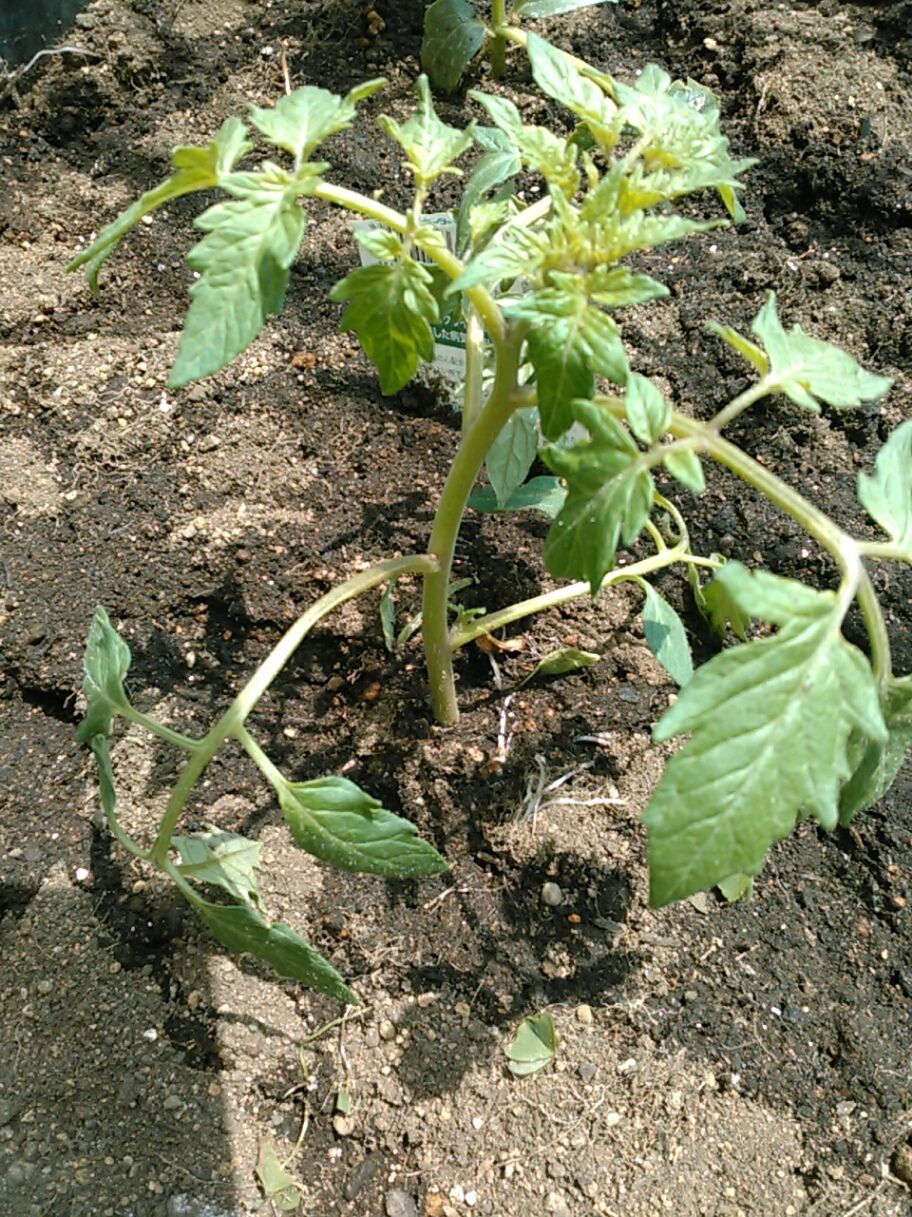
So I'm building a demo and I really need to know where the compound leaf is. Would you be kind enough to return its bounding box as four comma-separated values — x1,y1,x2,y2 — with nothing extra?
753,293,893,412
640,582,693,686
277,776,449,878
506,1011,558,1077
486,407,540,506
857,418,912,557
77,607,133,741
421,0,486,92
331,260,439,394
173,828,263,906
250,80,385,161
645,563,887,906
543,399,653,590
188,894,356,1004
169,169,308,386
379,76,473,186
68,117,252,290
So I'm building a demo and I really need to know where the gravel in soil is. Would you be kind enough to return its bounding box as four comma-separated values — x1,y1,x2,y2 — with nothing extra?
1,1,911,1215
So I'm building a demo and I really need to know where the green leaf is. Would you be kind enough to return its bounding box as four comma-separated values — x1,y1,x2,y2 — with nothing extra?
468,475,567,519
517,647,600,687
857,418,912,557
699,568,751,639
331,260,439,394
517,0,617,14
543,399,654,591
640,582,693,686
456,128,521,251
625,373,670,446
379,76,473,186
67,117,252,291
256,1141,300,1212
250,80,384,161
277,776,449,878
839,674,912,824
355,226,404,261
525,32,618,149
169,168,308,387
753,293,893,412
469,92,579,197
589,267,668,309
89,735,118,823
507,287,628,439
717,873,753,903
506,1011,558,1077
644,563,887,906
486,408,540,506
707,321,769,376
421,0,486,92
663,448,705,494
451,224,549,292
187,894,356,1003
172,828,263,906
76,607,133,742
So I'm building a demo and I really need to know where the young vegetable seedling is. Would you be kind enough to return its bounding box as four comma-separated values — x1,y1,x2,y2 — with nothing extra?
70,32,910,999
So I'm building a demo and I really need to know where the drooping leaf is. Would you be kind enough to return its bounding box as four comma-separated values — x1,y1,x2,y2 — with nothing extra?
543,399,654,591
507,287,628,439
172,828,263,906
187,893,356,1003
250,79,385,162
640,582,693,686
857,418,912,558
752,293,893,412
644,563,887,906
468,476,567,518
421,0,486,92
277,776,449,878
486,408,540,506
169,169,308,387
256,1141,300,1212
76,607,133,742
379,76,474,186
67,117,252,290
839,674,912,824
517,647,600,687
505,1011,558,1077
663,447,705,494
517,0,617,16
625,373,670,447
331,260,439,394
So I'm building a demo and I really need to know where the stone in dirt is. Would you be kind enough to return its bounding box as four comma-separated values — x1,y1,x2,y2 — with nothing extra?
385,1186,419,1217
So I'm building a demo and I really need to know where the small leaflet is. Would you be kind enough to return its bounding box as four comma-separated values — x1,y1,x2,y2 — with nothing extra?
505,1011,558,1076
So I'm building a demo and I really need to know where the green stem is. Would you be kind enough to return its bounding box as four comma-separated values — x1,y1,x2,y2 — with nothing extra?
490,0,508,77
450,544,693,651
858,541,912,565
462,306,486,436
234,724,287,791
120,705,201,752
423,331,526,723
148,554,437,864
707,376,777,432
598,396,894,684
496,25,616,97
312,180,506,345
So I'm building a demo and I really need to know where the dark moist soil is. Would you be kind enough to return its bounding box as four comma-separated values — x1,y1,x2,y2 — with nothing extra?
1,2,911,1216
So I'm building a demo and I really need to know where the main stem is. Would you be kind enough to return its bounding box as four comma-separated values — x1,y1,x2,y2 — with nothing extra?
490,0,508,77
423,330,525,724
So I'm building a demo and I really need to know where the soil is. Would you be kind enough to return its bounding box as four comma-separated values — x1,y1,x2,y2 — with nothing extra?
1,1,911,1215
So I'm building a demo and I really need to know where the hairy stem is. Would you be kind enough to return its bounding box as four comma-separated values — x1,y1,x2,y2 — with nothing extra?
148,555,437,864
423,331,526,723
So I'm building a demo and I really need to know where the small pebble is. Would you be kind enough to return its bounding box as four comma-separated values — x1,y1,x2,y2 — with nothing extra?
378,1019,396,1041
575,1003,594,1025
384,1186,418,1217
162,1094,182,1112
578,1062,597,1083
36,979,53,996
332,1114,355,1137
540,882,563,907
